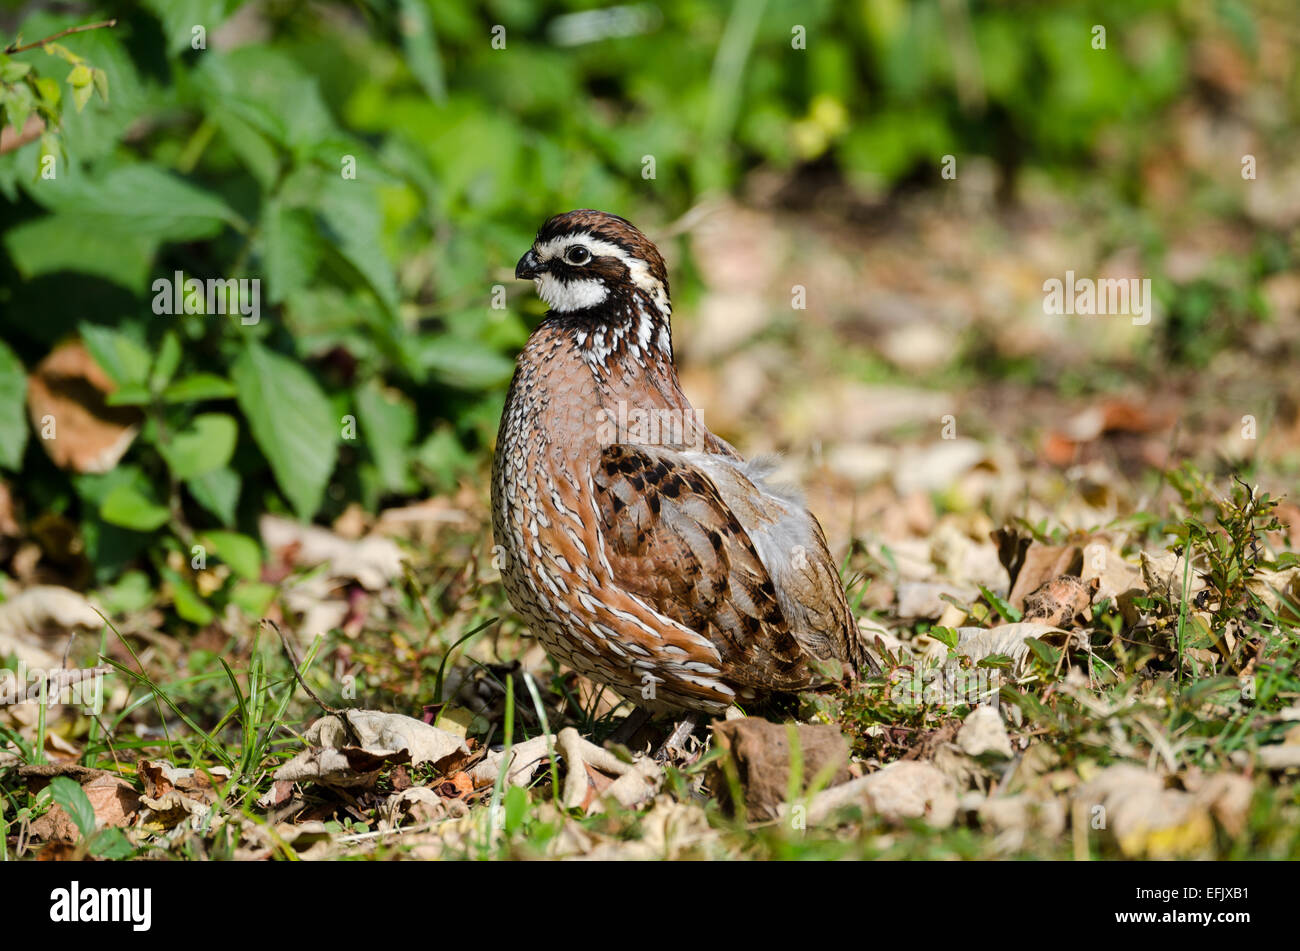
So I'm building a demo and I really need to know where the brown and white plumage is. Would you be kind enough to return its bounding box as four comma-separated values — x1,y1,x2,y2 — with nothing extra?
491,210,873,716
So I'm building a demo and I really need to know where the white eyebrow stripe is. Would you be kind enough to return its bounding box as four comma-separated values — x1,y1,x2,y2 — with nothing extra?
533,233,669,312
535,234,635,265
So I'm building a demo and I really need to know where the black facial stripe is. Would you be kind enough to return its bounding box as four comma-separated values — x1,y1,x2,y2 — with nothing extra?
548,256,629,283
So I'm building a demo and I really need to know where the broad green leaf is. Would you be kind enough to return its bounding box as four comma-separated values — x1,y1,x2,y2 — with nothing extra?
0,340,28,469
230,580,275,617
104,383,151,407
35,75,60,108
48,776,96,840
31,164,243,241
210,107,279,191
150,332,181,392
100,483,170,532
504,784,528,834
930,626,959,650
355,379,415,492
161,566,214,625
4,213,156,290
199,530,261,581
398,0,447,104
1024,637,1060,668
143,0,238,55
89,827,133,859
231,341,337,519
260,199,321,304
194,46,338,151
0,59,31,82
163,373,237,404
159,412,237,480
415,337,515,389
187,467,240,525
979,583,1022,622
4,80,33,135
316,181,399,316
79,323,151,388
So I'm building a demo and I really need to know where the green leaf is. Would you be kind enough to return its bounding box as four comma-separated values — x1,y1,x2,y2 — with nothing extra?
91,67,109,103
316,182,399,316
194,46,338,151
503,784,528,834
209,107,279,191
79,323,151,388
398,0,447,104
89,827,133,859
1024,637,1060,669
150,332,181,392
0,59,32,82
260,199,320,304
67,63,92,87
161,566,214,625
144,0,238,54
414,337,515,389
4,80,33,136
930,626,959,650
230,580,275,617
199,530,261,581
42,43,82,66
48,776,96,840
100,483,170,532
0,340,28,469
978,583,1022,622
356,379,415,492
4,213,156,290
187,467,240,524
104,383,151,407
232,341,338,519
34,75,60,109
71,81,94,114
162,373,237,404
32,163,243,241
159,412,237,480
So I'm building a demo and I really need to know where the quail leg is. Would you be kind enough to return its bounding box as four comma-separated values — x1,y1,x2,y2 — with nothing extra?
607,706,653,747
653,713,700,762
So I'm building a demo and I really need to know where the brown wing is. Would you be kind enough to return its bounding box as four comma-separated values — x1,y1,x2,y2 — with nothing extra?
694,455,876,678
594,443,824,693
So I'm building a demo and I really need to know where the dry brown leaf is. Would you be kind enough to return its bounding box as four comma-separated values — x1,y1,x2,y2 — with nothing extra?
1022,575,1096,627
135,759,229,829
261,515,405,591
1007,544,1081,610
82,772,140,828
709,718,851,821
26,340,141,473
957,706,1014,759
1140,549,1207,607
955,621,1075,672
795,760,959,827
1074,764,1215,859
304,710,469,766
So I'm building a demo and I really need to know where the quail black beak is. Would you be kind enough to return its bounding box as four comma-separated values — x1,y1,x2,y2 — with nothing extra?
515,249,541,280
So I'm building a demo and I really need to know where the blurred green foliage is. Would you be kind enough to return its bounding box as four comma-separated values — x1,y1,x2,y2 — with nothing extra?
0,0,1277,610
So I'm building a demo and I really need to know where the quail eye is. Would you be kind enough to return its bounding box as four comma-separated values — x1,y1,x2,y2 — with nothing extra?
565,245,591,265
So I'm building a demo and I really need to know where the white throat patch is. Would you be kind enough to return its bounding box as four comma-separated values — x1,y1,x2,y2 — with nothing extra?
534,273,609,312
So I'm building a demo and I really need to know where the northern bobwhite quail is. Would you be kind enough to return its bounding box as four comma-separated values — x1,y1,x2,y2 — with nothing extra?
492,209,875,727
